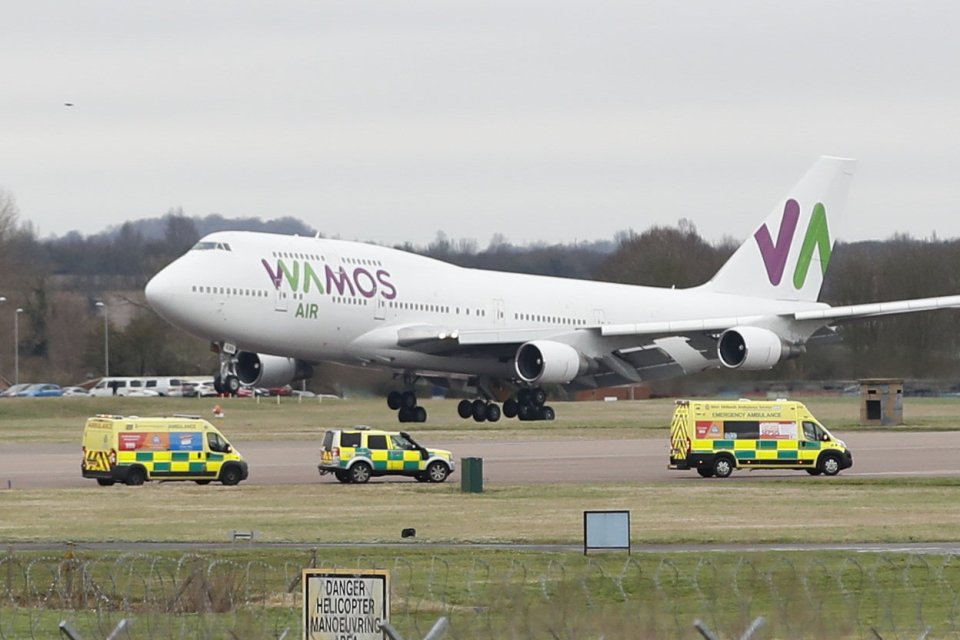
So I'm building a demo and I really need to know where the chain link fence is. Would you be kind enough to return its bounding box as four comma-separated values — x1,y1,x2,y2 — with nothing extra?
3,550,960,639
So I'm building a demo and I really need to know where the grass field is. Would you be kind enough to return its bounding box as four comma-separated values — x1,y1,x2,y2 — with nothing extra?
3,394,960,443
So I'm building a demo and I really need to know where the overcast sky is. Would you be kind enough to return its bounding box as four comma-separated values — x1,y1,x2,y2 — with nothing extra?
2,1,959,247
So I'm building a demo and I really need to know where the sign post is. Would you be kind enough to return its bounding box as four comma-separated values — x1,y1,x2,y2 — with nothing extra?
303,569,390,640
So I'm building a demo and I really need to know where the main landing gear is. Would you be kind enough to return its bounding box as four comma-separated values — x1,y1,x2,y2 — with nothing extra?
387,390,427,423
457,388,555,423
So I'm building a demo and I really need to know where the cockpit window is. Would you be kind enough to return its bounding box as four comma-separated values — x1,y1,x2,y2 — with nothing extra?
191,241,232,252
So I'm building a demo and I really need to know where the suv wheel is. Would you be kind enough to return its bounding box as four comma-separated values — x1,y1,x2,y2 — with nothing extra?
349,462,372,484
427,461,450,483
334,470,351,483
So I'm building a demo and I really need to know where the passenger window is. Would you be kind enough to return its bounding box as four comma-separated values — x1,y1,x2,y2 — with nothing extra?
366,434,388,450
340,432,361,448
802,421,819,441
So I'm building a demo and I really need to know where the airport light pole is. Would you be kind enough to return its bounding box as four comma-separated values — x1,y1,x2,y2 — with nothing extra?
14,307,23,385
95,301,109,377
0,296,5,383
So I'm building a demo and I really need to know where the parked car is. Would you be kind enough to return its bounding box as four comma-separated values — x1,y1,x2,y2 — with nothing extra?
62,386,91,397
17,383,64,397
0,383,31,398
181,380,219,398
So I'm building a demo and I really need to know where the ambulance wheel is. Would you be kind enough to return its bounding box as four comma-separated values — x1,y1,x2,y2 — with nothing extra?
415,473,429,482
219,465,243,486
96,478,115,486
696,467,715,478
426,461,450,483
387,391,402,410
819,454,842,476
712,456,734,478
126,466,147,486
806,468,822,476
350,462,372,484
334,470,351,483
195,480,212,485
457,399,473,419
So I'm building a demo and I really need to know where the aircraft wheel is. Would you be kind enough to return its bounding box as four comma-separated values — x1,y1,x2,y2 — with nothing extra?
387,391,402,410
539,405,555,421
401,390,417,409
518,404,535,421
224,375,240,395
485,403,501,422
531,388,547,406
457,399,473,419
502,398,518,418
472,400,487,422
398,407,413,422
413,406,427,423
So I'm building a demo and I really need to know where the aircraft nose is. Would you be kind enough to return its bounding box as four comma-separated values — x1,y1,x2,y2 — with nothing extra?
145,265,177,319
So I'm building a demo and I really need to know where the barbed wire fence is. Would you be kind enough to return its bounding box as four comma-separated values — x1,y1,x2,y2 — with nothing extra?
3,550,960,639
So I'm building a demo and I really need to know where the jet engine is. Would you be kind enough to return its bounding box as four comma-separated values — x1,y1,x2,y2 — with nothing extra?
514,340,588,384
717,326,801,370
235,352,313,388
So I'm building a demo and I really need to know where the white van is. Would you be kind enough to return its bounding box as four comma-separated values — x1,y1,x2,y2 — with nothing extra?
90,377,189,397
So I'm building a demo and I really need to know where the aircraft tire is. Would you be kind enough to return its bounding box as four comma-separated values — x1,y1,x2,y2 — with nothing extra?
485,403,501,422
502,398,518,418
457,399,473,419
472,401,487,422
539,405,555,421
401,391,417,409
532,388,547,406
413,406,427,423
387,391,402,410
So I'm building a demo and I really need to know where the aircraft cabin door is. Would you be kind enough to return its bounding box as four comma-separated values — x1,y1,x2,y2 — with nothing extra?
493,299,505,327
274,287,288,312
374,297,386,321
593,308,607,326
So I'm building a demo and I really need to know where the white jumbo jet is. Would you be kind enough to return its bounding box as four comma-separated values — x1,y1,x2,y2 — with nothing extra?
145,156,960,423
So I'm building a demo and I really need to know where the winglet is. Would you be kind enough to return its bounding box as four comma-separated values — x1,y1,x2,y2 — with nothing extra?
705,156,857,302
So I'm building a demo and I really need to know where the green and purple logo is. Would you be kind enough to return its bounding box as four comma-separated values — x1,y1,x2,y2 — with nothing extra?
754,199,831,289
261,259,397,299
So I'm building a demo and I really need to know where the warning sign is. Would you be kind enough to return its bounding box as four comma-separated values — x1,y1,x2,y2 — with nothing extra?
303,569,389,640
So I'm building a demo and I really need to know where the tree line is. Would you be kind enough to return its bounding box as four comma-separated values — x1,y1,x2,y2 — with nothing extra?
1,191,959,389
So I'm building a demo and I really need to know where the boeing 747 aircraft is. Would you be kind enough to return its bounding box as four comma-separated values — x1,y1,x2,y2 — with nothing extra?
145,157,960,423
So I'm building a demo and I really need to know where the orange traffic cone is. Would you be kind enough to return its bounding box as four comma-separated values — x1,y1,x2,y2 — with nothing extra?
213,404,224,418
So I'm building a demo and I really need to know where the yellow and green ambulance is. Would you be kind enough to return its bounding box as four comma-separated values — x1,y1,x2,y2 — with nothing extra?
81,414,248,486
669,399,852,478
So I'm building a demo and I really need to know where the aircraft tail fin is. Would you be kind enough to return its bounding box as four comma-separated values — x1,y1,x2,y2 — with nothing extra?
705,156,857,302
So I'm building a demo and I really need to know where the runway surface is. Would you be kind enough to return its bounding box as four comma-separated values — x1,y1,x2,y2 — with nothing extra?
3,430,958,489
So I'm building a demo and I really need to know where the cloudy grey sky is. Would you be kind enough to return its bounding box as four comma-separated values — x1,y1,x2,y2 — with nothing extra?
2,1,959,247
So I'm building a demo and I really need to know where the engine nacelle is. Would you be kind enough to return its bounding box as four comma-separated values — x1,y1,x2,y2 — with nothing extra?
717,326,800,370
236,352,313,388
514,340,588,384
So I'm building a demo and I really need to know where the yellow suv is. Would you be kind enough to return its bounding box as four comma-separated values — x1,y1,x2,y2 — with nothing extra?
318,427,454,484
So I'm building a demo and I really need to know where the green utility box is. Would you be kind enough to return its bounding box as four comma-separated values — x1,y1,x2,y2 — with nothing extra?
461,457,483,493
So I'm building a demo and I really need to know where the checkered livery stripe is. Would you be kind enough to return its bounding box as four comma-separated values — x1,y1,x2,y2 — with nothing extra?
116,450,226,476
337,447,429,471
691,438,821,461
